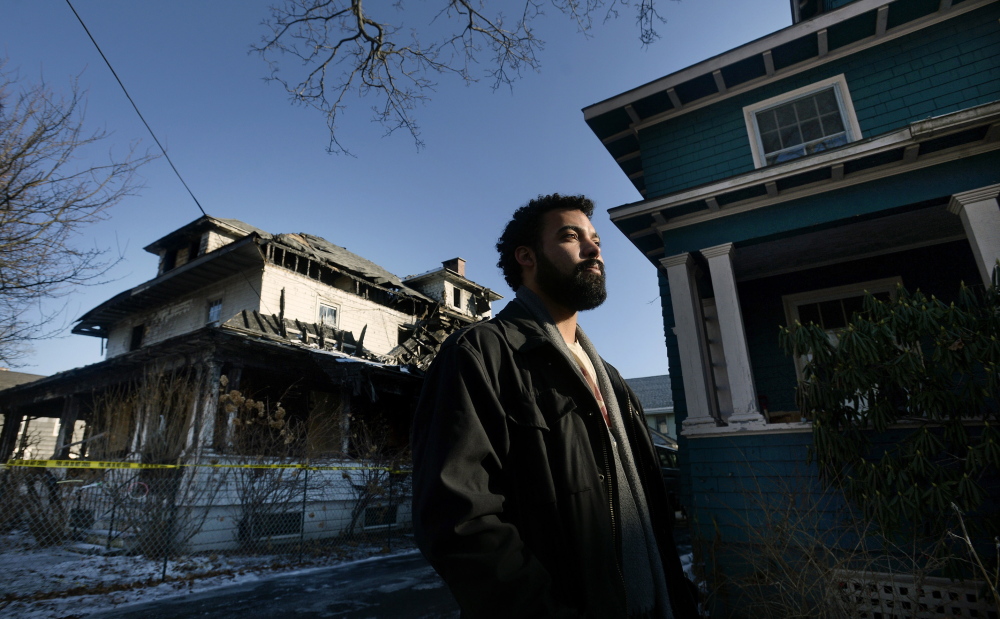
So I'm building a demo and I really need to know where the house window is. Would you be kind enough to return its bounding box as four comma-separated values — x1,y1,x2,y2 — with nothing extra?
318,303,338,328
744,75,862,168
238,511,303,541
782,277,901,377
452,286,462,308
160,250,177,274
188,237,202,261
129,324,146,351
207,299,223,324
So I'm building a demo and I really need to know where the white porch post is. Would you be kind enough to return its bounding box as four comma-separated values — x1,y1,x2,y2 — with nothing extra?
661,253,719,432
700,243,766,427
183,361,218,459
948,184,1000,287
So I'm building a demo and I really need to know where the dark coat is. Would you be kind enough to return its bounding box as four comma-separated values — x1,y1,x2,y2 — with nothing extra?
411,302,699,618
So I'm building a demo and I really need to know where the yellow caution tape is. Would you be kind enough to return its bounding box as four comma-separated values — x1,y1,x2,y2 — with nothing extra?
6,459,175,469
4,459,409,474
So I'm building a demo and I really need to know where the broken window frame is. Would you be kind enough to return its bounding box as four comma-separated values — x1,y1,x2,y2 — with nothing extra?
318,302,339,328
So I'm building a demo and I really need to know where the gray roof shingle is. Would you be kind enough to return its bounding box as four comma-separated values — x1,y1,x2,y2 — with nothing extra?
625,375,673,411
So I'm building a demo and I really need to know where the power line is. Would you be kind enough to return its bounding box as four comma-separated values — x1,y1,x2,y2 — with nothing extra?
65,0,207,217
65,0,272,321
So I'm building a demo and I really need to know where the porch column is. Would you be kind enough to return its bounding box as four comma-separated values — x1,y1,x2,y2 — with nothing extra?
201,362,221,452
340,389,352,456
948,184,1000,287
661,253,719,432
700,244,766,427
0,410,24,461
220,365,242,451
53,395,80,460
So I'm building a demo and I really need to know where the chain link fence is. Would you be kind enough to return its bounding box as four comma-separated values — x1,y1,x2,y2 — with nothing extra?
1,458,412,590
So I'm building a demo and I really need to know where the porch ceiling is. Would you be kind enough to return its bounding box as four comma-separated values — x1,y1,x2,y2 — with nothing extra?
734,202,964,281
0,327,420,411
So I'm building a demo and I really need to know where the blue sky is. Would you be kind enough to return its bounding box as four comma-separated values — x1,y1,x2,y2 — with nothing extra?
1,0,791,380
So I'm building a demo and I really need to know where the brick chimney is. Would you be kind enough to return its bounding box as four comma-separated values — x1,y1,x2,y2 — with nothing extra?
442,257,466,277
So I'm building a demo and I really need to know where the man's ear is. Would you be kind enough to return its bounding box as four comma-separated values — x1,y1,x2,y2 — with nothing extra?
515,246,535,268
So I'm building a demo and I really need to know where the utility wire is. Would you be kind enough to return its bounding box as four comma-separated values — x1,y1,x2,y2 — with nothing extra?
65,0,272,322
65,0,207,217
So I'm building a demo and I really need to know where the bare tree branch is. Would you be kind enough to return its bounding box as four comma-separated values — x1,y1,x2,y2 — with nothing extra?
254,0,668,155
0,61,155,365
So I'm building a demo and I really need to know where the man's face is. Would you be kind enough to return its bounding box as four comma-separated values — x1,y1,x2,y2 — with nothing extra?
533,208,607,312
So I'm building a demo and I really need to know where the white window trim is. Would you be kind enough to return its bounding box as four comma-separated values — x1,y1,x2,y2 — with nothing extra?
743,74,863,169
782,276,902,379
318,300,340,328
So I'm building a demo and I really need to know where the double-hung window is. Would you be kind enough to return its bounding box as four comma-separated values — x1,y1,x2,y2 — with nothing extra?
744,75,862,168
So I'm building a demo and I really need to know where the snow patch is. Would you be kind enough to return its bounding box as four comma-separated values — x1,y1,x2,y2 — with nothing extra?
0,531,417,618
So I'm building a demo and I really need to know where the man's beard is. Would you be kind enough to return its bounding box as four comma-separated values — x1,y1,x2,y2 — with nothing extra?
535,250,607,311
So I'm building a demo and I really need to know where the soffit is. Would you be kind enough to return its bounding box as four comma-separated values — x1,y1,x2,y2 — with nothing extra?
73,236,264,337
734,202,964,281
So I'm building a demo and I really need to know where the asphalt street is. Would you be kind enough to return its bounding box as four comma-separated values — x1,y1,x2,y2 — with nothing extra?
90,551,460,619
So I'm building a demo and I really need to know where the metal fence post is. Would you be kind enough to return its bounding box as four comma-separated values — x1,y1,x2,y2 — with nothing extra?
387,471,393,552
162,476,176,582
106,487,117,553
298,467,308,564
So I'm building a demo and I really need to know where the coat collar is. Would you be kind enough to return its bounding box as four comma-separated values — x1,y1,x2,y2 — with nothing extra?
493,300,553,353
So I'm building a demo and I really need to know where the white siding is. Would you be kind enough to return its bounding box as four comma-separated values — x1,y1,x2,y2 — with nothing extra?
106,269,265,358
104,260,423,359
408,274,492,320
0,416,86,459
416,278,447,305
205,229,242,254
259,266,418,356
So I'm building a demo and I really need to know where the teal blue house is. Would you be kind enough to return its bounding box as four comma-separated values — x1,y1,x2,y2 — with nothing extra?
584,0,999,615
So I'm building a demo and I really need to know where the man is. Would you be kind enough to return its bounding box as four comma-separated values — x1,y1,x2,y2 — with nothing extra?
411,194,699,618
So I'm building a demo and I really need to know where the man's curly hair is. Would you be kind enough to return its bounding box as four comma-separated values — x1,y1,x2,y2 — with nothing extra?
496,193,595,291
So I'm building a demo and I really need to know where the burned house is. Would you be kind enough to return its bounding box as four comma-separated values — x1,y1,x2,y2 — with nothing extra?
0,216,500,550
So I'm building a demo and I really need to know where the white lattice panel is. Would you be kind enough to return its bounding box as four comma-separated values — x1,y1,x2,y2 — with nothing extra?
834,571,997,619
